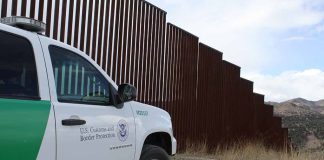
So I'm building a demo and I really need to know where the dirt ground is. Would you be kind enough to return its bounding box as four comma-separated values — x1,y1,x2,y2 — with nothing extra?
172,155,215,160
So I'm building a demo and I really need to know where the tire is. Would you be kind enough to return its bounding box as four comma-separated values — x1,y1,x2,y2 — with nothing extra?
140,145,170,160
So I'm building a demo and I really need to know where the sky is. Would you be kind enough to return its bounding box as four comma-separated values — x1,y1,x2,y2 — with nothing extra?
147,0,324,102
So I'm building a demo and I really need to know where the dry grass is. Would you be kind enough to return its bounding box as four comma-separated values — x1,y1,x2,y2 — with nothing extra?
175,141,324,160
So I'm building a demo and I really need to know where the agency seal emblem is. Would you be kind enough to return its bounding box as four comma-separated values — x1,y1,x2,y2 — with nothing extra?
117,119,128,142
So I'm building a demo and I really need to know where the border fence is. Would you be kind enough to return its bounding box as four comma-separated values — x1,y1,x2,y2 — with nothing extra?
1,0,289,150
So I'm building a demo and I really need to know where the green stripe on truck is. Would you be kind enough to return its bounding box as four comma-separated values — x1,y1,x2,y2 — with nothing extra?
0,98,51,160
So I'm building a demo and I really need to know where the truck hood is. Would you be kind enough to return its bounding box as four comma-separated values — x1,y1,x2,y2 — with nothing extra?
130,101,171,122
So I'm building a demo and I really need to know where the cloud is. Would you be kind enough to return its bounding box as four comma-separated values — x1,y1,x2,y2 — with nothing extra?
147,0,324,73
282,36,311,41
315,24,324,33
243,69,324,102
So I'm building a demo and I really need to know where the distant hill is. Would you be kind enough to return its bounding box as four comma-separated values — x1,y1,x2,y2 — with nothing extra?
316,99,324,106
267,98,324,150
269,98,324,116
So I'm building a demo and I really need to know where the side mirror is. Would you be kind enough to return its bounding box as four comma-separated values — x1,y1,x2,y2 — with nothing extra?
117,84,137,103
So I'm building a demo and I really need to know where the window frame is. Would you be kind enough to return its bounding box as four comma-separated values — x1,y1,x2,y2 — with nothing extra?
0,30,41,100
48,45,116,106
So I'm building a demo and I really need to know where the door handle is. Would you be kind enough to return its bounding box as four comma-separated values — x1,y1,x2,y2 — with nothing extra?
62,119,86,126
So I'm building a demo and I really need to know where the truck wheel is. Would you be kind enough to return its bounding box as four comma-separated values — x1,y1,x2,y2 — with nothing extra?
140,145,170,160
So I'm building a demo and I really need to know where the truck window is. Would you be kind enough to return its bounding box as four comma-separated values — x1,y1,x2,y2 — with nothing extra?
0,31,39,99
49,46,112,105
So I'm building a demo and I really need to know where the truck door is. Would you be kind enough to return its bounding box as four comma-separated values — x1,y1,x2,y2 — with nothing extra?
0,27,55,160
40,38,136,160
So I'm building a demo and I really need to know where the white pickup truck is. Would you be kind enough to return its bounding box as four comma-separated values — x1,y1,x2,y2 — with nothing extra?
0,17,176,160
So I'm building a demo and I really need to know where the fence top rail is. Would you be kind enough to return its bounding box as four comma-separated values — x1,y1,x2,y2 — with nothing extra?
143,0,168,14
253,92,265,98
199,43,223,55
223,60,241,70
240,78,254,85
167,23,199,39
